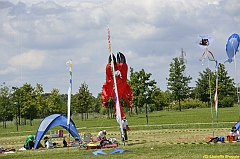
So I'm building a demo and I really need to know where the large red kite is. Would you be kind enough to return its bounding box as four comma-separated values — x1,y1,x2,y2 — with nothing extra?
102,52,133,118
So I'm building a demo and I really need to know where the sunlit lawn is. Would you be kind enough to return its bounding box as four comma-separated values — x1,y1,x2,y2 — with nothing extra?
0,106,239,159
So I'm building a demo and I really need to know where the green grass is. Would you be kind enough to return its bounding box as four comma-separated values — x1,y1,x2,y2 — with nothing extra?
0,106,240,159
0,143,239,159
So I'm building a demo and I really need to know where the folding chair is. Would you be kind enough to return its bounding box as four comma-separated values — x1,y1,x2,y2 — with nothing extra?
83,133,92,142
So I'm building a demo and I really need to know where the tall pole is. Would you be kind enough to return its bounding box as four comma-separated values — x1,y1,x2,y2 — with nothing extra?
146,100,148,125
66,59,72,126
107,28,124,141
234,50,240,121
203,46,216,137
66,59,72,149
214,61,219,124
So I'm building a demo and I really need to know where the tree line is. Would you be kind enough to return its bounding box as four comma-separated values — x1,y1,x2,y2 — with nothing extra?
0,57,237,129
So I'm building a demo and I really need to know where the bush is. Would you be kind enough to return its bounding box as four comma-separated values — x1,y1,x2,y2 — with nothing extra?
99,107,106,115
219,96,234,108
181,99,207,109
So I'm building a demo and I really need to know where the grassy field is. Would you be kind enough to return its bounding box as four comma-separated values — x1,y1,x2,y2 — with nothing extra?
0,106,240,159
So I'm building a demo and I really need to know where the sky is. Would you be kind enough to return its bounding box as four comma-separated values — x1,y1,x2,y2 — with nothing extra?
0,0,240,97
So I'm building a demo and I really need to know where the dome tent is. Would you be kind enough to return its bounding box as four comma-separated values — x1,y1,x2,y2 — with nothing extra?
34,114,80,149
234,121,240,130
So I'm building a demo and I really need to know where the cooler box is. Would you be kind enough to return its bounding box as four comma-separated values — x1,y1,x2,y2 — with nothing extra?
218,136,224,142
227,134,235,142
58,130,63,137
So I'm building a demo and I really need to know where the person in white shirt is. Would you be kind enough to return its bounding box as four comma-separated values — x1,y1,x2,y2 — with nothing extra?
97,130,107,141
122,117,130,141
230,126,239,140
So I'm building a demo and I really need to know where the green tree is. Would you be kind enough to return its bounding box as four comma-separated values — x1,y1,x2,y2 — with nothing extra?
93,93,102,113
167,57,192,111
11,86,23,130
20,83,38,126
195,63,235,108
75,82,92,121
150,87,169,111
195,68,214,106
35,83,48,118
105,97,115,119
129,68,157,115
0,82,12,128
216,63,235,107
47,88,64,114
164,90,174,111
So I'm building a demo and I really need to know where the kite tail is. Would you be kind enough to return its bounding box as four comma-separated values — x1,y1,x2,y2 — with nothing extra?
199,51,206,65
206,48,216,61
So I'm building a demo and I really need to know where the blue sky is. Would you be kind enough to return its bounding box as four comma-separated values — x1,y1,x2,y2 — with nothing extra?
0,0,239,97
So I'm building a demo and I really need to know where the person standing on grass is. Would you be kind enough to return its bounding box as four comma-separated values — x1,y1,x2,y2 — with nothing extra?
122,117,130,141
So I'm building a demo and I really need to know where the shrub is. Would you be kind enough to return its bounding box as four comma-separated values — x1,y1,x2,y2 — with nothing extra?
99,107,106,115
181,99,207,109
219,96,234,108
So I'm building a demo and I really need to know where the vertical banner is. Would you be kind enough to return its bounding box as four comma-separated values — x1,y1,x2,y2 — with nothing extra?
66,59,72,126
214,61,218,121
107,28,124,138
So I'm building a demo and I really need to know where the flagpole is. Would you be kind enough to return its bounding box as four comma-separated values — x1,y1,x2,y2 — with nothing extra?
214,61,219,126
107,28,124,142
67,59,72,126
66,59,72,148
233,49,240,121
207,49,214,137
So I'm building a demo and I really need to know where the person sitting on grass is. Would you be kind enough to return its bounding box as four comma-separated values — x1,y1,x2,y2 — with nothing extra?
23,135,34,150
97,130,107,141
230,126,239,140
63,137,67,147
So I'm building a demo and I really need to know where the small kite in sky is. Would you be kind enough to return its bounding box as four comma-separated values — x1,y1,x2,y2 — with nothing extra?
196,35,215,63
196,35,214,49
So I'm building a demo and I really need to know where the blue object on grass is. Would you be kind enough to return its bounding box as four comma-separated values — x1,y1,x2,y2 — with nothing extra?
110,148,125,154
218,136,224,142
92,150,107,155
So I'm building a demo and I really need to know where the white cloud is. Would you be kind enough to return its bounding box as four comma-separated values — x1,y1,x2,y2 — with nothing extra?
221,0,240,17
0,67,16,75
0,0,239,96
9,50,46,69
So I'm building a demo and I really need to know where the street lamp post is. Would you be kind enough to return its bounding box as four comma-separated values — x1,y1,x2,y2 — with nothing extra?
237,83,240,121
145,93,149,125
146,103,148,125
14,102,18,131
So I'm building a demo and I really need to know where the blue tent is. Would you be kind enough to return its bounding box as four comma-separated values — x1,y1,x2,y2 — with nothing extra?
234,121,240,130
34,114,80,149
